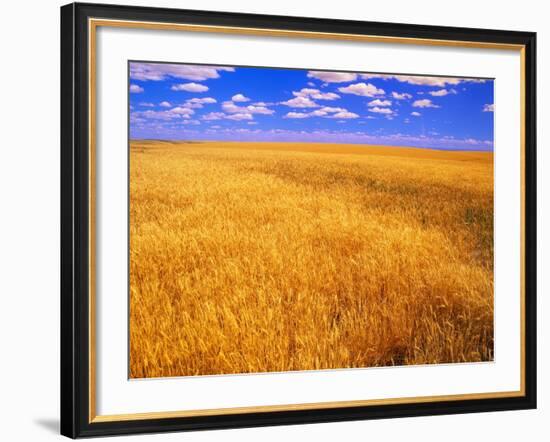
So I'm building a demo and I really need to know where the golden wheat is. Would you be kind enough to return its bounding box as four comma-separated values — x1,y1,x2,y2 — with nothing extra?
129,140,494,378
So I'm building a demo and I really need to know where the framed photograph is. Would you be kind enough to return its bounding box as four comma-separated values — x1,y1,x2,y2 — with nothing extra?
60,2,536,438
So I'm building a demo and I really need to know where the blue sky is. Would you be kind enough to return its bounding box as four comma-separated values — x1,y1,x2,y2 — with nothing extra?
129,62,494,151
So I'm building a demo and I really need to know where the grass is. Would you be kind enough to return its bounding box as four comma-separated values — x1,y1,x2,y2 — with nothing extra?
129,140,494,378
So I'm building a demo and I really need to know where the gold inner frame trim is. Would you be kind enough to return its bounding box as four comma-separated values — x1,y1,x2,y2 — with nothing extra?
88,17,527,423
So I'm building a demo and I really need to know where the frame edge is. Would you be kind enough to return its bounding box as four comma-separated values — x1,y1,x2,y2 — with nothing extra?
61,2,537,437
60,2,77,439
523,31,537,411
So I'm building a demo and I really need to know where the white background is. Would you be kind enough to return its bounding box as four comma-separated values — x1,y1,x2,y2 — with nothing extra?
96,25,521,415
0,0,546,440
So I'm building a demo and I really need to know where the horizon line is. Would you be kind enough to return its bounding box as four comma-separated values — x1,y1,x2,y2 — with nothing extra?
129,137,494,153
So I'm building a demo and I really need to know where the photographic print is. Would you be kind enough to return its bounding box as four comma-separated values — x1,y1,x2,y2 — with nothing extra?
128,61,495,379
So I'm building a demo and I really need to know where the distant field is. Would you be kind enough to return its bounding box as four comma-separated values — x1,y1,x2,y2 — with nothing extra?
129,140,494,378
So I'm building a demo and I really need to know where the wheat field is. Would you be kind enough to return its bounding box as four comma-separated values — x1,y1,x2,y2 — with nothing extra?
129,140,494,378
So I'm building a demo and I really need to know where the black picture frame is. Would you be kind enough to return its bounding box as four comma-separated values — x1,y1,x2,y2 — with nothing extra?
61,2,537,438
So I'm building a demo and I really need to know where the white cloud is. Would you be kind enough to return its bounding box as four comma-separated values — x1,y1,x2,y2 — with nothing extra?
465,138,480,145
225,113,253,121
182,97,217,109
283,106,356,119
319,106,346,113
139,102,155,107
392,92,412,100
307,71,357,83
360,74,394,81
159,101,171,107
129,84,144,93
202,99,274,121
309,110,328,117
129,62,234,81
202,111,253,121
313,91,340,100
394,75,461,87
412,99,440,108
202,112,225,121
188,97,217,104
329,111,359,119
222,100,274,115
280,96,319,108
361,74,463,87
293,88,340,100
284,112,310,119
338,82,385,97
167,107,195,117
429,88,457,97
483,103,495,112
368,107,393,115
132,106,195,121
361,73,488,88
411,111,421,117
307,81,316,87
232,93,250,102
171,82,209,92
245,105,274,115
368,99,392,107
